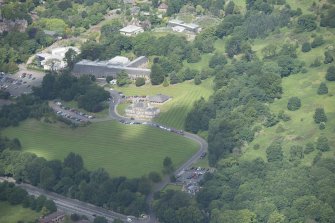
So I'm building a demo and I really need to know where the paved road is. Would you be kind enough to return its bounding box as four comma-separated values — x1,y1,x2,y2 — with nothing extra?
107,89,208,223
0,177,147,223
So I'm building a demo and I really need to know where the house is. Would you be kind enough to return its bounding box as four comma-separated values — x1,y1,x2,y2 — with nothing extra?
167,19,201,33
120,25,144,36
72,56,150,79
158,3,168,13
125,102,160,120
148,94,171,104
36,46,80,71
39,211,65,223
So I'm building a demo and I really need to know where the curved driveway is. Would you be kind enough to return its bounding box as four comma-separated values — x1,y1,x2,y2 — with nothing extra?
2,89,208,223
107,89,208,222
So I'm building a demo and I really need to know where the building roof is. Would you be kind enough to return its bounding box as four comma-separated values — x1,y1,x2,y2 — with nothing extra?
40,211,65,223
168,19,200,30
148,94,170,103
108,56,130,66
51,46,80,56
120,25,143,33
126,56,148,68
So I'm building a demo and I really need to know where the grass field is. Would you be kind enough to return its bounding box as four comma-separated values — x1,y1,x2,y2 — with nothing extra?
3,119,198,178
242,27,335,165
0,202,40,223
116,102,130,116
115,79,214,129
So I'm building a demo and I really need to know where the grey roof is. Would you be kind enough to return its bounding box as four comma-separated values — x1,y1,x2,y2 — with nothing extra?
148,94,170,103
120,25,143,33
168,20,200,30
41,211,65,222
73,58,150,77
126,56,148,68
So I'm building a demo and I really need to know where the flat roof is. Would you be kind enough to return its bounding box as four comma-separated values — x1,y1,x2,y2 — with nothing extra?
120,25,143,33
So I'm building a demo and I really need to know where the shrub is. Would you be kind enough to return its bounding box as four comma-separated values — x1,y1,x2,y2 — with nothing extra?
310,57,322,67
287,97,301,111
319,122,326,130
316,136,330,152
317,82,328,95
311,36,324,48
301,42,311,52
194,75,202,85
313,108,327,124
324,50,334,64
266,142,284,162
304,142,314,154
326,66,335,81
135,77,145,87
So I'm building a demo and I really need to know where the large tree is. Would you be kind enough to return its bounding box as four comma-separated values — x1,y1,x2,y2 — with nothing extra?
150,63,165,85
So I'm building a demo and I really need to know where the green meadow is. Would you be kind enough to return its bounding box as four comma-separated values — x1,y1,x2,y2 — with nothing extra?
3,120,198,178
242,27,335,165
0,202,40,223
115,79,214,129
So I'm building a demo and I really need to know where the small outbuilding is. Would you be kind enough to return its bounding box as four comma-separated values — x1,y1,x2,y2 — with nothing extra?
120,25,144,36
148,94,171,104
39,211,65,223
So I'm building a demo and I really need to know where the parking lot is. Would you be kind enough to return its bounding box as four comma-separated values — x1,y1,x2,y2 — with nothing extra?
175,165,214,195
0,71,44,97
50,101,96,124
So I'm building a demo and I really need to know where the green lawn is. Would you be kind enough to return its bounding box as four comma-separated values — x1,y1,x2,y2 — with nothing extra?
116,102,130,116
242,28,335,166
3,120,198,178
0,202,40,223
115,79,214,129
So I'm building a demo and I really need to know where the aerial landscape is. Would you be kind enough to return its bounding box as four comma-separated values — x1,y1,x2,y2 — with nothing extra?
0,0,334,222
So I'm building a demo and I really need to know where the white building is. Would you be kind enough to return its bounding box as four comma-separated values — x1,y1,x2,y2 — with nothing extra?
168,19,201,34
36,47,80,71
120,25,144,36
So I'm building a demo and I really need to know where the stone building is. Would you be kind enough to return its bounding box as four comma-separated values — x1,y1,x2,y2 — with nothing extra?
125,102,160,120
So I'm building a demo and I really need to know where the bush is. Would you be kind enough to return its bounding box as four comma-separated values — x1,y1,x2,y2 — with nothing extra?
316,136,330,152
310,58,322,67
301,42,311,52
319,122,326,130
317,82,328,95
148,171,162,183
135,77,145,87
266,142,284,162
287,97,301,111
194,75,202,85
169,72,180,84
324,50,334,64
311,36,324,48
313,108,327,124
162,77,169,87
304,142,314,154
326,66,335,81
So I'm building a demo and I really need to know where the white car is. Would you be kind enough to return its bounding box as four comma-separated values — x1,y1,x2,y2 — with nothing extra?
127,217,132,222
